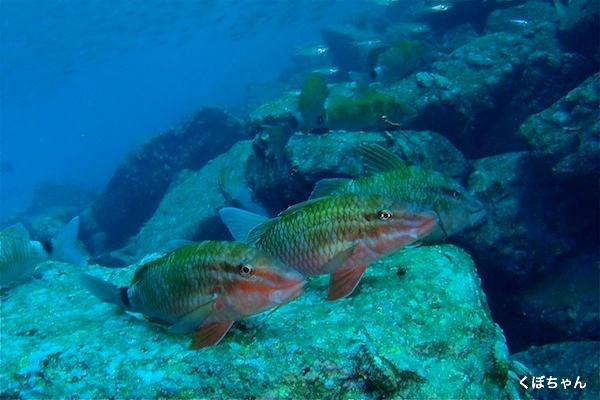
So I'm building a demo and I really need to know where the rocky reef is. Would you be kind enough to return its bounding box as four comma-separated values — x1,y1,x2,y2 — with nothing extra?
3,0,598,398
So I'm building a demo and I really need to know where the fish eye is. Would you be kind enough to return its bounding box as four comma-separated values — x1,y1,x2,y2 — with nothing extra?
316,115,324,125
452,190,460,199
378,209,393,220
238,264,254,277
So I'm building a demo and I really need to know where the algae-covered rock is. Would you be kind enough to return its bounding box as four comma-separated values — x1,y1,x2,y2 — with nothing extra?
517,72,600,181
0,245,527,399
128,141,253,259
512,341,600,400
246,129,469,211
88,107,246,251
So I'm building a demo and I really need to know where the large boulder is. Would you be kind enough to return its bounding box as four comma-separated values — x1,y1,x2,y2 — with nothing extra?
128,141,253,259
87,107,246,251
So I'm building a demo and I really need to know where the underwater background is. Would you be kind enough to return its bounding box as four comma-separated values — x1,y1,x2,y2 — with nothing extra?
1,0,598,399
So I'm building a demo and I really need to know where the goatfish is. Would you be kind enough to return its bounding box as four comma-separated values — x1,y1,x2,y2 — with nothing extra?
77,241,304,349
310,144,486,241
220,194,438,301
0,216,86,287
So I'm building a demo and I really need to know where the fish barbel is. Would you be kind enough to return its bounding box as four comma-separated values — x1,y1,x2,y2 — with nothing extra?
310,144,486,241
220,194,438,300
77,241,304,349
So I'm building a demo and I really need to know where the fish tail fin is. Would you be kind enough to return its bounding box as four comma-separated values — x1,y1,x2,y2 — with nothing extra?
52,216,87,266
219,207,269,242
218,168,269,216
76,273,131,310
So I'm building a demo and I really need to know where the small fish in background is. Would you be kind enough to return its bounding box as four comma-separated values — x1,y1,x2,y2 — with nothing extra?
218,167,270,216
0,216,87,287
220,194,438,300
293,44,329,58
310,144,486,241
296,72,328,133
77,241,304,349
369,40,434,83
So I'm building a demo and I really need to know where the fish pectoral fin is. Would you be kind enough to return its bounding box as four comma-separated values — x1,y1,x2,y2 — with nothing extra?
170,298,216,334
322,245,357,274
309,178,352,199
327,264,368,301
191,321,234,349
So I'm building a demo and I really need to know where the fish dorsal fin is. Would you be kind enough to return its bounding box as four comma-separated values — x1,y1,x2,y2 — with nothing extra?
166,239,194,252
170,296,217,334
219,207,269,242
2,223,30,240
322,244,357,274
309,178,352,199
191,321,234,349
358,143,406,174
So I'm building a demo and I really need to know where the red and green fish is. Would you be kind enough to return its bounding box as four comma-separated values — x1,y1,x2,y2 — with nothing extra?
77,241,304,349
310,144,486,241
220,194,438,300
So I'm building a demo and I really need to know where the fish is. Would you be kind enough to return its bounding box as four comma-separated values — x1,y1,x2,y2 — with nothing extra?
293,44,329,57
296,73,328,133
77,241,304,349
220,194,438,300
325,79,418,131
370,40,434,83
295,74,417,133
0,216,87,287
309,144,486,241
218,167,270,216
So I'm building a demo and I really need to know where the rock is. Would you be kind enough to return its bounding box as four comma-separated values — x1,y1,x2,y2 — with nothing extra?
88,107,246,251
0,245,528,399
455,151,599,350
512,341,600,400
246,130,469,212
557,0,600,60
128,141,253,259
517,251,599,344
517,72,600,181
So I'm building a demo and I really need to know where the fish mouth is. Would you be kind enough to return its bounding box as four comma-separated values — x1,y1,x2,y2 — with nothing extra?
269,280,305,305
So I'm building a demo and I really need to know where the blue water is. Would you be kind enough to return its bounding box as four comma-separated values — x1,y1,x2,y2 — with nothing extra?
0,0,374,219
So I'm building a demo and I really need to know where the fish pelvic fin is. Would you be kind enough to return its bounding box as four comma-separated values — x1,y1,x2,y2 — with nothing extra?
309,178,352,199
191,321,234,349
219,207,269,242
52,216,87,266
328,264,368,301
76,273,130,310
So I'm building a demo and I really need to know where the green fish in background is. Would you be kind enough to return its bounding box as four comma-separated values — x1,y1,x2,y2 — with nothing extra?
220,194,438,300
296,73,417,133
0,216,86,288
310,144,486,241
370,40,434,83
77,241,304,349
325,79,418,131
296,72,328,133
